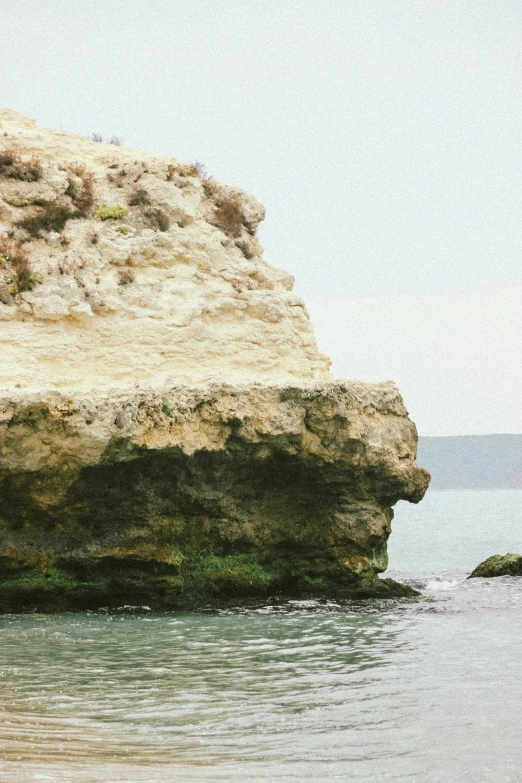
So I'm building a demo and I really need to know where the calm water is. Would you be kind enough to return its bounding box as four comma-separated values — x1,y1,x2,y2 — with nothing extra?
1,489,521,783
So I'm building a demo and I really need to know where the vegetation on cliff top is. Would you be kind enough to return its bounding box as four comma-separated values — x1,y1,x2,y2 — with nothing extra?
0,148,42,181
0,239,41,298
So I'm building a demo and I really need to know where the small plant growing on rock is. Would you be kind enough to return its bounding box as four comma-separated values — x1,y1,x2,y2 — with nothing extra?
202,178,217,198
10,165,94,241
0,148,43,181
161,400,173,417
16,204,74,238
178,162,203,177
128,188,150,206
97,204,128,220
145,208,170,232
192,161,208,178
0,282,11,305
182,164,199,177
65,165,95,217
118,268,135,285
189,160,212,180
0,239,42,294
166,161,209,180
214,193,244,238
117,225,130,234
168,546,185,568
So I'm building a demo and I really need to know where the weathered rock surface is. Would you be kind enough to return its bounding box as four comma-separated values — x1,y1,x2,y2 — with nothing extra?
0,109,329,389
468,553,522,579
0,110,429,609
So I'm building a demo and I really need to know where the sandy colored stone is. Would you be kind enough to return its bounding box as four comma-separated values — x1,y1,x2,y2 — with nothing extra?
0,109,430,609
0,108,330,390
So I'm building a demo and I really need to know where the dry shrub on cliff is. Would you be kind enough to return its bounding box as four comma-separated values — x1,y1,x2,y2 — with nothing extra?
166,161,209,181
214,192,244,238
128,188,150,206
0,240,26,270
118,268,135,286
65,166,95,217
192,161,208,178
201,180,244,236
16,204,74,238
0,239,41,295
145,208,170,232
16,166,93,240
90,134,122,145
13,164,94,240
201,178,217,198
0,148,43,181
179,161,207,178
0,281,9,304
166,163,191,180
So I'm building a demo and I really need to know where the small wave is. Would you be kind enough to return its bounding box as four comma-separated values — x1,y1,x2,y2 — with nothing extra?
423,577,462,591
389,571,467,593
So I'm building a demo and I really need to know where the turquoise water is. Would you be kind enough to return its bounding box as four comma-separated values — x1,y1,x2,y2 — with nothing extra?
0,489,521,783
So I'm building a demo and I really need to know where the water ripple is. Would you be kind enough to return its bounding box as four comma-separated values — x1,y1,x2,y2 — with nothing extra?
1,574,522,782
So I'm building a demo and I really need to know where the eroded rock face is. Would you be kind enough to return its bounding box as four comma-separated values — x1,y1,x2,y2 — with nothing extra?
0,109,329,390
0,382,429,609
0,110,429,609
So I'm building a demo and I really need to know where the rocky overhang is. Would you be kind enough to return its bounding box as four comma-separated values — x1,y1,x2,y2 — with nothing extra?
0,381,429,610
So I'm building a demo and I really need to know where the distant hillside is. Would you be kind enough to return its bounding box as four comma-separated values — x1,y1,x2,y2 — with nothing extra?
418,435,522,490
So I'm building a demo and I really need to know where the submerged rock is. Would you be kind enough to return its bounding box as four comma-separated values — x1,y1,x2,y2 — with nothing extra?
0,110,429,610
468,553,522,579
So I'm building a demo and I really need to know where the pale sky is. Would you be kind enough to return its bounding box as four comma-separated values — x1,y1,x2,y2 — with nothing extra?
306,287,522,435
1,0,521,434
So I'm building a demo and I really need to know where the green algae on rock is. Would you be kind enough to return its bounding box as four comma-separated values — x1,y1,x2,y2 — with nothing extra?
468,553,522,579
0,383,428,611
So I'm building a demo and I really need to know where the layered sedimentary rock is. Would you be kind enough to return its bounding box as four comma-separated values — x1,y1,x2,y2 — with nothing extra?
0,109,429,609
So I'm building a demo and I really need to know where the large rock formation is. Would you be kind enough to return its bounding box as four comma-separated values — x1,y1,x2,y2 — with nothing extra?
0,109,429,610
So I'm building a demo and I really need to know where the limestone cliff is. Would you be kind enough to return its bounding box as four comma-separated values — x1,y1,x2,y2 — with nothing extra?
0,110,429,610
0,109,329,389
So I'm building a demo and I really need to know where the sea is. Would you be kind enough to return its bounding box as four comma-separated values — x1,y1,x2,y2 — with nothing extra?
0,488,521,783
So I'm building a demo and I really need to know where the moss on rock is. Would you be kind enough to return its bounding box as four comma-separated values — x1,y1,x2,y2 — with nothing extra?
0,550,418,612
0,384,428,611
468,553,522,578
